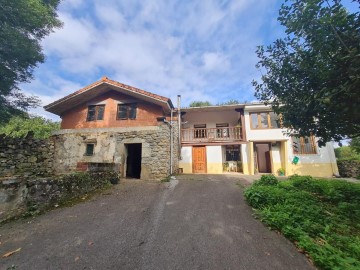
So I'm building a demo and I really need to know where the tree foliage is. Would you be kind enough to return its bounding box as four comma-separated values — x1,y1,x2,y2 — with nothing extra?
350,137,360,154
253,0,360,145
217,99,241,105
0,115,60,139
189,101,213,107
0,0,62,123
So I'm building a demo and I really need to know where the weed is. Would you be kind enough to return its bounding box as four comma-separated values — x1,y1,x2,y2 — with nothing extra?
244,175,360,270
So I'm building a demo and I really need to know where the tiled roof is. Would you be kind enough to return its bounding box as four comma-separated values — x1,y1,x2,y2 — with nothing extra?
45,76,172,109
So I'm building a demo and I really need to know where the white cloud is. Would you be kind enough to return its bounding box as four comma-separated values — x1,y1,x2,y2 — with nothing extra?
23,0,281,119
202,52,230,72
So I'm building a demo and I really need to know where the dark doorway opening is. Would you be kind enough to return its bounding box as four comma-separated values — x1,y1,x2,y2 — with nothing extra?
254,143,271,173
126,143,142,178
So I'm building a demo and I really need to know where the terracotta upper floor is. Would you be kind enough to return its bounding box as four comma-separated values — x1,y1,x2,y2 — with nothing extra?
60,91,169,129
44,77,174,130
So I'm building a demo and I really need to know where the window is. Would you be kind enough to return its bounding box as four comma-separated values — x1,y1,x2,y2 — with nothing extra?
117,103,137,120
194,124,207,138
225,145,240,161
86,105,105,121
292,136,317,154
85,144,94,156
250,112,280,129
216,123,229,138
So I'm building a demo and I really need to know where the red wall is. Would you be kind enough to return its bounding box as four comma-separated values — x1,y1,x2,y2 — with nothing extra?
60,91,166,129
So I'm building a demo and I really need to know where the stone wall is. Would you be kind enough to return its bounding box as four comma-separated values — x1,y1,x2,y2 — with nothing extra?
0,133,54,178
337,160,360,178
53,125,176,180
0,172,118,223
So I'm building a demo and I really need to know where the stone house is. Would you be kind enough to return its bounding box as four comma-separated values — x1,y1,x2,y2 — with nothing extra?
44,77,179,180
45,77,338,179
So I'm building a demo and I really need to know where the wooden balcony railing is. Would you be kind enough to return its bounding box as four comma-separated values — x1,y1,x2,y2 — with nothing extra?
181,127,243,143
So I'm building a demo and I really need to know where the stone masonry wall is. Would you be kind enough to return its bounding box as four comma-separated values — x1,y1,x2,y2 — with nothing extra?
52,125,174,180
0,172,118,223
0,133,54,178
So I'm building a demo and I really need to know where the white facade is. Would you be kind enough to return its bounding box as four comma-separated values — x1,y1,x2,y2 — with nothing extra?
179,103,339,177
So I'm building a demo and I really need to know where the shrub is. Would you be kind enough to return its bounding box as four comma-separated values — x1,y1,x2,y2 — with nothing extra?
254,174,279,186
244,177,360,269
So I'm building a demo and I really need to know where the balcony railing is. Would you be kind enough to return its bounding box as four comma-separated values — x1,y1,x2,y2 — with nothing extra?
181,127,243,143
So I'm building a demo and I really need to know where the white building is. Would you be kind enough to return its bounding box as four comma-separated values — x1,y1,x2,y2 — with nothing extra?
179,103,338,177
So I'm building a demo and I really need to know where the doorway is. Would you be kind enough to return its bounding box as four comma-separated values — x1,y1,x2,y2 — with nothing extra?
254,143,271,173
126,143,142,178
192,146,207,173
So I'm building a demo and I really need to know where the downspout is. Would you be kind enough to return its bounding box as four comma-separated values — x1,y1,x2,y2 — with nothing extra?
170,109,173,175
177,95,181,159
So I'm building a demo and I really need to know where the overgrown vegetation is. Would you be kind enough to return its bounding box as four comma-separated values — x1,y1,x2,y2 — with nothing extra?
0,115,60,138
244,174,360,270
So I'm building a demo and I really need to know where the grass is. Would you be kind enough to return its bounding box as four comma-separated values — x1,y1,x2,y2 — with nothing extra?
244,174,360,270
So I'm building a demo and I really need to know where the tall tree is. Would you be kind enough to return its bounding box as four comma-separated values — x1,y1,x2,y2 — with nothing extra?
253,0,360,145
0,0,62,123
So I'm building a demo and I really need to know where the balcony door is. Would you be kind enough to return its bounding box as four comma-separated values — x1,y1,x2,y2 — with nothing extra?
192,146,207,173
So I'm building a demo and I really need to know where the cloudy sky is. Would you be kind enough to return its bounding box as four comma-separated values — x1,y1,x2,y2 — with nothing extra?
21,0,293,120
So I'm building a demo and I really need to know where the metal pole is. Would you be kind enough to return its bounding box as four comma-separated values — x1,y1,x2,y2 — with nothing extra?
177,95,181,159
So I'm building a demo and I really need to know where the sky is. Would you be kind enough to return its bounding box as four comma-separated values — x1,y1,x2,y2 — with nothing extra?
21,0,357,121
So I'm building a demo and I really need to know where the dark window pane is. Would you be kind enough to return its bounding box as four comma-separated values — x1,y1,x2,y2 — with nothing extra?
251,113,259,128
129,104,137,119
87,106,96,121
85,144,94,156
97,105,105,120
118,104,128,119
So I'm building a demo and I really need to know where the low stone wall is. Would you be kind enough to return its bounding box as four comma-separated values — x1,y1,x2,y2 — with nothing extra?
0,133,54,178
337,160,360,178
0,172,119,223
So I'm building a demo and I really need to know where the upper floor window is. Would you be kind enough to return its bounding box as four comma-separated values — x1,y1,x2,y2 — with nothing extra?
292,136,317,154
250,112,280,129
194,124,207,138
117,103,137,120
87,105,105,121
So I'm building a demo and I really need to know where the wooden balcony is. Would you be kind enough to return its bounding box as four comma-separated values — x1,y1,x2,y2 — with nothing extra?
181,127,243,144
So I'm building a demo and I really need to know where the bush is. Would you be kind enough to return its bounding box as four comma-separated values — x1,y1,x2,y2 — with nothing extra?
244,176,360,270
254,174,279,186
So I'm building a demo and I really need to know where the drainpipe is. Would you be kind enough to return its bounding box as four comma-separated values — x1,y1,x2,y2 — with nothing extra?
170,109,173,175
177,95,181,159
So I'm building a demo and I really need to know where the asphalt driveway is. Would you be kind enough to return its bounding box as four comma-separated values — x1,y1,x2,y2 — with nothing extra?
0,174,314,270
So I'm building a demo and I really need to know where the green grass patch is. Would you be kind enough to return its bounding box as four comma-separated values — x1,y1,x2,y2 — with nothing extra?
244,174,360,270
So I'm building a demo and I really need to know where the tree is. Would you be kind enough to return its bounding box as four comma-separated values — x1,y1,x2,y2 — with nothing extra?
252,0,360,145
217,99,241,105
0,115,60,139
189,101,213,107
0,0,62,123
350,137,360,154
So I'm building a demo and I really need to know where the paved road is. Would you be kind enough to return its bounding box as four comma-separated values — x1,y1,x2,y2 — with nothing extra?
0,175,314,270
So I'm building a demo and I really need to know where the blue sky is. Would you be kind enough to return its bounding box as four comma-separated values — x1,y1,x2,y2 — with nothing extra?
21,0,355,121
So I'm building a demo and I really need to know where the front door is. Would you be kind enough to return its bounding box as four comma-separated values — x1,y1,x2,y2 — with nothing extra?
255,143,271,173
192,146,207,173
